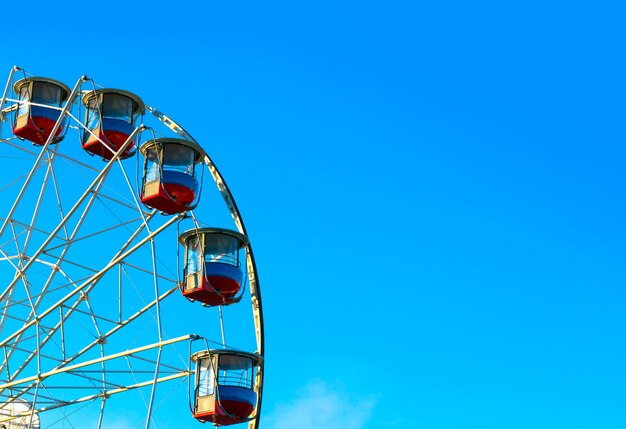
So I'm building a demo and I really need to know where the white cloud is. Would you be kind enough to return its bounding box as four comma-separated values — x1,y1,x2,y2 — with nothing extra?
262,380,375,429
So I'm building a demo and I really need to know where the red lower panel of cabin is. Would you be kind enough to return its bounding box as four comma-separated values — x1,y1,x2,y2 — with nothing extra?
83,128,135,160
194,399,255,426
141,181,196,214
13,115,64,145
183,275,242,306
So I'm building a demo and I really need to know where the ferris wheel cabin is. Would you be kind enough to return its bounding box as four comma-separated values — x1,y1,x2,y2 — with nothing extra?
12,77,71,145
81,89,144,160
179,228,248,306
140,138,205,214
191,349,261,426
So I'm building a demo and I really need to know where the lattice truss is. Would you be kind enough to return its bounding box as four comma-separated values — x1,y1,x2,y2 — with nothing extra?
0,128,191,424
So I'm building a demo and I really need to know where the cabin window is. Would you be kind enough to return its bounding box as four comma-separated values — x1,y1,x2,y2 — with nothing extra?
218,355,254,389
186,236,202,275
164,144,196,174
85,98,100,130
204,235,240,267
17,85,30,117
102,94,133,122
198,358,216,397
32,82,62,105
144,147,159,182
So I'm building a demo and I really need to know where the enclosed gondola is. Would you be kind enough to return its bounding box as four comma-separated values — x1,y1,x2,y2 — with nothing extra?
140,138,205,214
12,77,71,145
191,350,262,426
81,89,144,160
179,228,248,306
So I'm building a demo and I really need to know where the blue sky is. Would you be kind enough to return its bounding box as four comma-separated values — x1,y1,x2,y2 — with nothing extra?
1,0,626,428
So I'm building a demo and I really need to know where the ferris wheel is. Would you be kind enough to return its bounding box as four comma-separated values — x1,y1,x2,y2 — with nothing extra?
0,66,264,428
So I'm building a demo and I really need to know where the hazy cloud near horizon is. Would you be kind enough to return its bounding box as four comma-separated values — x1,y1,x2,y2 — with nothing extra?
262,380,375,429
